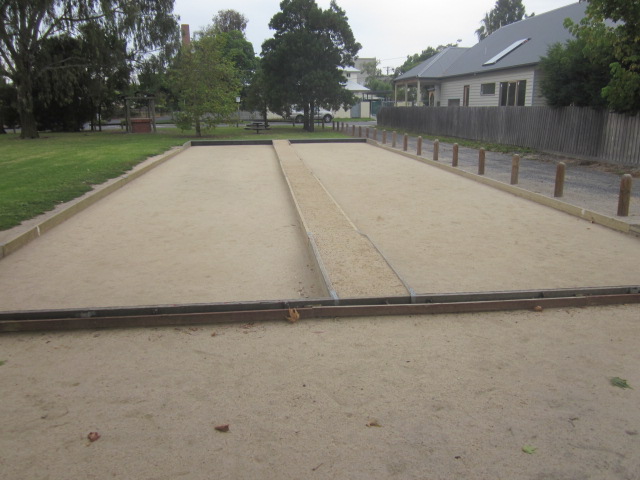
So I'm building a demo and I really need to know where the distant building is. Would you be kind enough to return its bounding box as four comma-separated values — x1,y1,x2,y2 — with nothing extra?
393,2,587,107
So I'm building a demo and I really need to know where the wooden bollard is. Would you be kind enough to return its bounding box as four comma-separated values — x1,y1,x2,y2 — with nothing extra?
452,143,459,167
433,139,439,161
365,127,369,138
373,128,377,141
392,131,397,148
358,125,362,137
478,148,485,175
382,130,387,144
351,125,355,136
617,174,633,217
417,136,423,156
511,154,520,185
554,162,566,197
403,134,408,151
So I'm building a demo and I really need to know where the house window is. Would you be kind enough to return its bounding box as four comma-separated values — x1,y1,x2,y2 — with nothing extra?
499,80,526,106
463,85,470,106
481,83,496,95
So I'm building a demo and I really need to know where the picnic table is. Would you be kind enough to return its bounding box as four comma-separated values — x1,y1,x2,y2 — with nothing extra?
244,122,271,134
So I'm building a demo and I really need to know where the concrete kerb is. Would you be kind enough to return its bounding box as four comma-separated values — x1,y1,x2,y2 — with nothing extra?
0,141,192,260
367,139,635,235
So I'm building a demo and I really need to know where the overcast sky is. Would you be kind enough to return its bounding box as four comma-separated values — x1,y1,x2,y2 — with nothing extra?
172,0,578,71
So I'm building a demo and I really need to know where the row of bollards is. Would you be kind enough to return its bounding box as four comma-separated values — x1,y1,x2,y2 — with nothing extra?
332,123,634,217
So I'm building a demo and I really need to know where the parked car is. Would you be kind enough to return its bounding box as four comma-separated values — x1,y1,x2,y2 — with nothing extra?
289,108,333,124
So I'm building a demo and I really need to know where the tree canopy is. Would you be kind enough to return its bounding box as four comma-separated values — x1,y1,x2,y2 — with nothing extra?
566,0,640,113
539,37,612,108
212,10,249,34
260,0,361,131
169,30,241,136
476,0,528,41
0,0,180,138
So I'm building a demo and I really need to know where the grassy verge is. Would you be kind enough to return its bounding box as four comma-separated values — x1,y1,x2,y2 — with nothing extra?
0,125,347,231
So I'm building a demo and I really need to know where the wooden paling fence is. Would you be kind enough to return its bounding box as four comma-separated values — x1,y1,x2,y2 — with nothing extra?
377,106,640,166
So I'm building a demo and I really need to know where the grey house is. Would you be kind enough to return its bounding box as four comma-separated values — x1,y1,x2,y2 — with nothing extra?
393,2,587,107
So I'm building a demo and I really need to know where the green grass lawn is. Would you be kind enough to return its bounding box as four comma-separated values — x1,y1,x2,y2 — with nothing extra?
0,125,347,231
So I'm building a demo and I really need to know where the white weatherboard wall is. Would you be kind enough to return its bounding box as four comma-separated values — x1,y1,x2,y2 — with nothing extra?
439,66,537,107
531,69,548,107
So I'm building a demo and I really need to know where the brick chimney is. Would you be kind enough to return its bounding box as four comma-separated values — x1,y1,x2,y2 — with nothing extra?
181,24,190,46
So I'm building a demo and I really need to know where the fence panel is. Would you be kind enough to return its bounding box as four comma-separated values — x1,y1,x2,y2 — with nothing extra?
377,106,639,166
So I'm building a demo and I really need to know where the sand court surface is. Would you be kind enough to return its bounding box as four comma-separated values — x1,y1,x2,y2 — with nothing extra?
1,141,638,311
293,142,640,293
1,141,639,479
0,145,326,310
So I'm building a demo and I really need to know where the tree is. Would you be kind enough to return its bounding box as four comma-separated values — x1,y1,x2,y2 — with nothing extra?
244,62,271,126
0,76,19,133
539,38,612,108
0,0,179,138
212,9,248,34
567,0,640,113
476,0,528,41
261,0,361,132
359,59,392,92
169,31,241,137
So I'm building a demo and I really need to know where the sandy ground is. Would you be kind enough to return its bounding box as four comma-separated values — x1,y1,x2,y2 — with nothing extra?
274,140,407,297
0,145,324,310
294,143,640,292
1,306,639,479
1,142,640,479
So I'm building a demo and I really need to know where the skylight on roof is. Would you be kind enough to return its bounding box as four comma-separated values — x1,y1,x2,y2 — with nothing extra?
483,38,530,66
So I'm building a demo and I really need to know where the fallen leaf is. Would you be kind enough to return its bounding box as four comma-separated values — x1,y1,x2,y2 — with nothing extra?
215,424,230,433
87,432,101,442
522,445,536,454
286,308,300,323
366,420,382,427
0,360,6,366
211,332,217,337
610,377,633,389
533,305,543,312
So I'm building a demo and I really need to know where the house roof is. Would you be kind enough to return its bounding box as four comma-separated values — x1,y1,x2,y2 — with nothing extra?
445,2,587,77
344,79,369,92
395,47,469,81
394,2,587,83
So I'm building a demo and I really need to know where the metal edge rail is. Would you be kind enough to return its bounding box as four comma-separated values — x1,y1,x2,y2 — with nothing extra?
1,286,639,332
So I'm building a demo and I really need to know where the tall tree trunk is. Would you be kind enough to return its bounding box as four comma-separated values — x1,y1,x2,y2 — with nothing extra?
304,102,314,132
16,73,38,139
